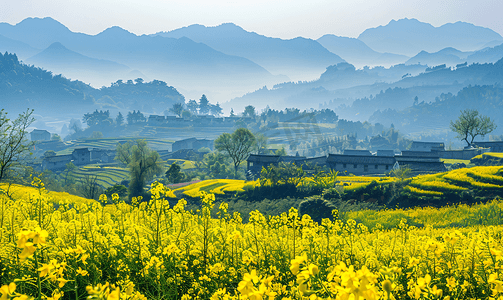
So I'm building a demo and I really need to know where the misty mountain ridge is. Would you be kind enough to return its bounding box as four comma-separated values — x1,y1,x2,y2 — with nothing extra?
358,18,503,56
405,48,473,66
0,17,87,50
154,22,345,82
25,42,131,87
0,34,40,60
226,57,503,117
0,52,184,118
0,17,286,102
1,16,503,115
316,34,409,68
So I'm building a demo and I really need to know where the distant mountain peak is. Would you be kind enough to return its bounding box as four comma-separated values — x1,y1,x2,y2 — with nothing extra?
359,19,503,56
16,17,71,32
47,42,66,49
97,26,136,37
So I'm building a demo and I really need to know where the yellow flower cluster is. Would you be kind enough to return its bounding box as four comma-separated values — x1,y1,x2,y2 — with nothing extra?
404,185,444,196
3,179,503,299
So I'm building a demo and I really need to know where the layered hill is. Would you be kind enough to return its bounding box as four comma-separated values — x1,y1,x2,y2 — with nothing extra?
0,52,184,118
358,18,503,56
0,17,282,101
369,84,503,137
0,34,39,59
154,23,345,82
26,42,130,86
227,56,503,120
316,34,408,68
405,48,472,66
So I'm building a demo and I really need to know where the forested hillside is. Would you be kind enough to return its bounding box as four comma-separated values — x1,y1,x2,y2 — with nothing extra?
0,52,94,116
369,84,503,135
0,52,185,117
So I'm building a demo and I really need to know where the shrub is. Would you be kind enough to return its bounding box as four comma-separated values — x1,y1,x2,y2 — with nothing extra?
298,196,337,223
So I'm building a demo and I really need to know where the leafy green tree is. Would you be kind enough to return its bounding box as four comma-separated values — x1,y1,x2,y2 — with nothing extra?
186,100,198,115
182,110,192,118
170,103,184,117
127,110,146,125
210,103,223,117
0,109,35,182
243,105,256,118
51,133,62,141
214,128,256,177
166,162,185,183
199,94,210,115
83,110,113,127
254,133,268,154
126,140,163,199
116,112,124,126
105,184,128,199
115,141,135,167
450,109,497,146
275,147,287,156
259,162,305,187
201,151,233,179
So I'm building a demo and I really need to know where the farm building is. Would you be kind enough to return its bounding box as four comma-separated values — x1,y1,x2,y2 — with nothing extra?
472,141,503,152
343,149,372,156
42,148,91,170
30,129,51,141
410,141,445,152
395,151,447,174
172,138,214,152
148,115,166,125
248,148,447,176
327,154,395,175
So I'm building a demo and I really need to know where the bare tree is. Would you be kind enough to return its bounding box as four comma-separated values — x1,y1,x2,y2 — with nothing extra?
78,175,103,200
0,109,35,182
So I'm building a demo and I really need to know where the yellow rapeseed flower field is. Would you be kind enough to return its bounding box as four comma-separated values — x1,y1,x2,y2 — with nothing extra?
2,177,503,299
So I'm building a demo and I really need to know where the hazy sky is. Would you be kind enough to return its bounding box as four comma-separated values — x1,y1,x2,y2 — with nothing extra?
2,0,502,39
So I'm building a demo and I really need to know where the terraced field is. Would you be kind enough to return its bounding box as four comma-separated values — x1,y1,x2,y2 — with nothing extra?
57,137,174,155
68,166,130,188
164,159,197,170
170,166,503,199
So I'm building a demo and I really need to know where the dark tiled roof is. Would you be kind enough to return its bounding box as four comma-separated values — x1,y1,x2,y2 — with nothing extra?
247,154,281,163
45,154,73,162
327,154,395,164
377,150,395,156
280,156,306,163
343,149,372,156
473,141,503,146
411,141,444,146
396,156,441,163
400,151,440,157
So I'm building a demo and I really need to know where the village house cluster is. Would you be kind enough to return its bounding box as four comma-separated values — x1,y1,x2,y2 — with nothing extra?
247,141,495,176
32,126,502,176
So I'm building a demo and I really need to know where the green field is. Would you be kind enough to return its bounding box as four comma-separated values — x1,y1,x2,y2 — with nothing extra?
57,137,174,155
441,158,471,165
68,166,129,188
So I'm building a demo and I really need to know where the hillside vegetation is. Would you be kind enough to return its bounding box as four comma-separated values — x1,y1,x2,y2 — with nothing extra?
172,166,503,205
